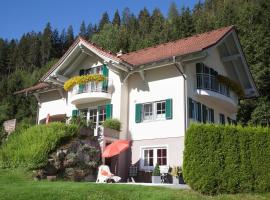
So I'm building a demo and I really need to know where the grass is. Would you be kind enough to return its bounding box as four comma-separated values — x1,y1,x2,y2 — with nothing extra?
0,169,270,200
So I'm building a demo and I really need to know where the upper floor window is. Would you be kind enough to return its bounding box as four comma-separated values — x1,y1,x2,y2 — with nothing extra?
188,98,214,123
196,63,230,97
135,99,172,123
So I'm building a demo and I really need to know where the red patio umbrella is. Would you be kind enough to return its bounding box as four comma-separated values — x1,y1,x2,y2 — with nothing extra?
102,140,130,158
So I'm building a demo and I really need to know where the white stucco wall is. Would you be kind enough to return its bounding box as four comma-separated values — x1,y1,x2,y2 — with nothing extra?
185,47,238,124
38,91,67,122
128,65,186,141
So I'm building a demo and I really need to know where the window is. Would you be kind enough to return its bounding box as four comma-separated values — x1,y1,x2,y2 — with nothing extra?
219,114,225,125
98,106,106,123
156,101,166,119
143,149,154,167
85,66,102,75
79,109,87,120
142,147,167,168
143,103,153,121
141,100,168,122
189,98,214,123
157,148,167,165
89,109,97,125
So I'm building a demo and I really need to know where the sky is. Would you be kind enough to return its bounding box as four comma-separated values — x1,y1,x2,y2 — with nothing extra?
0,0,199,40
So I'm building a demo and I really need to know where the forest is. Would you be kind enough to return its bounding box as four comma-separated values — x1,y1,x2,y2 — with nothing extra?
0,0,269,127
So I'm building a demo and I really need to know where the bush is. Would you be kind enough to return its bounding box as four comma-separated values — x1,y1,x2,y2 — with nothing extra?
0,122,78,169
102,118,121,131
152,163,160,176
183,124,270,194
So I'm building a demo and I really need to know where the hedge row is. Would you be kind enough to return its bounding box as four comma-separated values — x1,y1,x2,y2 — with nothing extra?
183,124,270,194
0,122,78,169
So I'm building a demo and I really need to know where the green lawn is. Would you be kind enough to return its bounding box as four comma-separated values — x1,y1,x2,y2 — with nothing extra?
0,169,270,200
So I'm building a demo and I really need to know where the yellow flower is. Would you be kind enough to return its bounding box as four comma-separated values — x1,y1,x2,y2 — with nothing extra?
64,74,106,91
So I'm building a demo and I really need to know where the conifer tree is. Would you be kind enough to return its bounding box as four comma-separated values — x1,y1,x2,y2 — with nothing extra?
112,9,121,27
98,12,110,31
79,21,87,38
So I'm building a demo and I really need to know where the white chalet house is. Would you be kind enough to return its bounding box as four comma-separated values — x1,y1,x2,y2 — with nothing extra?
17,26,258,181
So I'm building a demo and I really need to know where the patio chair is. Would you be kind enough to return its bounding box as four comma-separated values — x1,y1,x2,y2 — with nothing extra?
128,165,138,183
160,166,170,183
96,165,121,183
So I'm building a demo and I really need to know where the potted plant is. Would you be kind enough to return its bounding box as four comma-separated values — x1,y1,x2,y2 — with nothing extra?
151,163,161,183
170,166,181,184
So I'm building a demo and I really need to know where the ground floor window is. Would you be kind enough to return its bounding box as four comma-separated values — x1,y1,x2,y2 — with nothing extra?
142,147,167,169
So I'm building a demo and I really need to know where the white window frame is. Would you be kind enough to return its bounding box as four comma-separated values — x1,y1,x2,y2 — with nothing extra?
141,100,166,122
140,145,168,171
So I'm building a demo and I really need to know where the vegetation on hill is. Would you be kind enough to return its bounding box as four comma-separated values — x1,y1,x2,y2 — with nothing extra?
0,0,269,127
0,123,78,169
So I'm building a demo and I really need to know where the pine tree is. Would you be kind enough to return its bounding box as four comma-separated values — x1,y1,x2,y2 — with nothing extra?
98,12,110,31
65,25,74,50
168,2,180,40
86,23,94,39
150,8,167,44
112,9,121,27
40,23,53,66
79,21,87,38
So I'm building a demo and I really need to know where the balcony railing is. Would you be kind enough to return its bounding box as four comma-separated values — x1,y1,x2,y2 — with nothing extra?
72,80,111,95
196,74,230,97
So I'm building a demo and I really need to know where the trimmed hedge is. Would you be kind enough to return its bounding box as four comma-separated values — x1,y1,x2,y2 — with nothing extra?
0,122,78,169
183,123,270,194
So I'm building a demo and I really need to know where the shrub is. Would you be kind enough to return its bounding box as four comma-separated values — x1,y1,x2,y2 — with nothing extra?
102,118,121,131
152,163,160,176
170,166,182,177
0,122,78,169
183,123,270,194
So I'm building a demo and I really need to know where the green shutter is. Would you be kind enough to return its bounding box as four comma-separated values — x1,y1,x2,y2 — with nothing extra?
135,104,142,123
202,105,207,123
210,108,214,123
188,98,193,119
79,69,85,76
105,104,112,119
197,102,202,122
165,99,172,119
72,109,78,117
102,65,109,92
78,84,85,93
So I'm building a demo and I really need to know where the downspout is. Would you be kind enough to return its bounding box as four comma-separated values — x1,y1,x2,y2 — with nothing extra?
173,56,188,133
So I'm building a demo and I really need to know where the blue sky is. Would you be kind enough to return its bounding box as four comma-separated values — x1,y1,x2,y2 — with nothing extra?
0,0,199,40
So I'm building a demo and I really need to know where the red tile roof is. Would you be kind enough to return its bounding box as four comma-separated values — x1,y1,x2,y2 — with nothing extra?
119,26,234,66
16,26,235,95
14,82,51,94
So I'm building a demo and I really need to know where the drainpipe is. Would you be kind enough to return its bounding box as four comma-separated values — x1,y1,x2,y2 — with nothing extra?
173,56,188,133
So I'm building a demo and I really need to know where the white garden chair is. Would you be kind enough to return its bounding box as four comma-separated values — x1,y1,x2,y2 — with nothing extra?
96,165,121,183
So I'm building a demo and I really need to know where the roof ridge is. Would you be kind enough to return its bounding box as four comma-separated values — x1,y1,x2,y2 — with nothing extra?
120,25,234,57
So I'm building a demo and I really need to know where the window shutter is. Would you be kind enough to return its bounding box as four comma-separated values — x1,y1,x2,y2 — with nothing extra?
196,63,202,74
210,108,214,123
188,98,193,119
202,105,207,123
72,109,78,117
165,99,172,119
105,104,112,119
79,69,85,76
135,104,142,123
78,84,85,93
197,102,202,122
102,65,109,92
